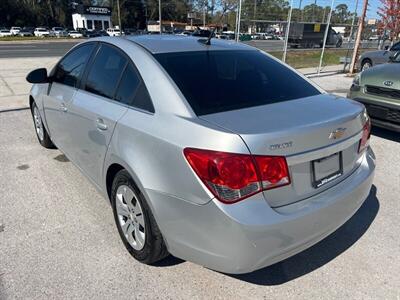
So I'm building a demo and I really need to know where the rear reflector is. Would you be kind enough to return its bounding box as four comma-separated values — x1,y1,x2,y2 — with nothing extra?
358,118,371,153
184,148,290,204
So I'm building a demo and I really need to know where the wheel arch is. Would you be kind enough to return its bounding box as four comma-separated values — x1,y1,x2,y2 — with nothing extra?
104,158,149,207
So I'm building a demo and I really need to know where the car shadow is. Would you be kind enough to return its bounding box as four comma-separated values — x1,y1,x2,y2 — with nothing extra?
371,127,399,142
229,185,379,286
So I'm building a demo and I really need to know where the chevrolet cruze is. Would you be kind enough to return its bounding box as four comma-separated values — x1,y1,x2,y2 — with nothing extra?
27,36,375,274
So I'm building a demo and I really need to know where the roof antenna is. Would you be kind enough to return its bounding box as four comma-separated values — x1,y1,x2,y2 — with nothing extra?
198,6,229,45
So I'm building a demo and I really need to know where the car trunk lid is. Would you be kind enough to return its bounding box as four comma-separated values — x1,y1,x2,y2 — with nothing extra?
200,94,367,207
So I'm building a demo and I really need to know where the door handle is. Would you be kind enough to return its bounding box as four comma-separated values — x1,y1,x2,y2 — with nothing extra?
96,118,108,131
60,103,68,112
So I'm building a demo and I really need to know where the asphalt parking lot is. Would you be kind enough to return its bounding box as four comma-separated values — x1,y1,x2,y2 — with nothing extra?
0,56,399,299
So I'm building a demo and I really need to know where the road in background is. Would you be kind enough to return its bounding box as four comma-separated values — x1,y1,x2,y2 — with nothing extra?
0,41,79,58
0,39,381,58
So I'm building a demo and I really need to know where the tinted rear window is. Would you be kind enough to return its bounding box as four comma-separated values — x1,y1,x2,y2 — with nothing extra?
155,50,320,115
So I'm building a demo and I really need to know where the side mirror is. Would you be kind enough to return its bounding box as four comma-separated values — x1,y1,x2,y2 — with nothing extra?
26,68,48,84
384,45,389,50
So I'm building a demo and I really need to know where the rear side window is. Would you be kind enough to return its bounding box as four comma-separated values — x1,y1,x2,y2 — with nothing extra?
85,44,127,99
114,64,140,105
155,50,320,115
115,63,154,112
53,43,95,88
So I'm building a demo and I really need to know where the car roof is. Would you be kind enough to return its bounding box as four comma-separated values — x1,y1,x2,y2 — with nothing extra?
125,35,254,54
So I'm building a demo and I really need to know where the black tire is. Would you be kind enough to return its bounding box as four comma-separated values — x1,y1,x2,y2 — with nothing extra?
31,101,56,149
111,169,168,264
361,59,372,71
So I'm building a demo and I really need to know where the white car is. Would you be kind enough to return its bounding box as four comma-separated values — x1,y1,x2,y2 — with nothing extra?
0,29,12,37
52,27,68,38
34,28,50,37
10,27,21,35
68,31,83,38
106,28,122,36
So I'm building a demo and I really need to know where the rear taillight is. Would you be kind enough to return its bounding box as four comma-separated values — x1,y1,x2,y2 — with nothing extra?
184,148,290,204
358,118,371,153
254,156,291,190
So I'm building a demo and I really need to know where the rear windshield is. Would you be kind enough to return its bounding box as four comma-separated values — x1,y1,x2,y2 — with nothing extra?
154,50,320,115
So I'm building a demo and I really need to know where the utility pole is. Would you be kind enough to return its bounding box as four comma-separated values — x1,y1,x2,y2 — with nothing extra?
253,0,257,33
299,0,303,22
235,0,242,42
343,0,359,72
159,0,162,34
117,0,122,32
317,0,335,75
349,0,368,74
203,0,207,28
283,0,294,62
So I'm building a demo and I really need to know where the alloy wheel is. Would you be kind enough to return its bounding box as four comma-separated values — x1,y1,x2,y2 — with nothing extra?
33,106,44,142
116,185,146,250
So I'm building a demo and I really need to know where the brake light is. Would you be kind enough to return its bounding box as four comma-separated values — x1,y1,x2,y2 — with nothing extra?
254,156,291,190
184,148,290,204
358,118,371,153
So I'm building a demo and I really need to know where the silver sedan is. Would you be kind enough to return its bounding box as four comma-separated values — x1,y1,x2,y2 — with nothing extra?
358,41,400,71
26,36,375,274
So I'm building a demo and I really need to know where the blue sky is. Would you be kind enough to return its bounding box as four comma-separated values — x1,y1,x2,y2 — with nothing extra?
292,0,381,19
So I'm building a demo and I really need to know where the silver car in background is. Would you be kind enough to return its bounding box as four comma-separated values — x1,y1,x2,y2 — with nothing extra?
358,41,400,71
27,36,375,274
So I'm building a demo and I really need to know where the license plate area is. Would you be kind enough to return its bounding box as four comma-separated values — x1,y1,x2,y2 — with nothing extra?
312,152,343,188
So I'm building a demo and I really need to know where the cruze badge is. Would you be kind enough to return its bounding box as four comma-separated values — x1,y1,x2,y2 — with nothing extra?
269,141,293,150
383,80,393,87
329,128,346,140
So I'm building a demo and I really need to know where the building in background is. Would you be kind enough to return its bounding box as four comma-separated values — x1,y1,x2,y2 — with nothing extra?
72,5,112,30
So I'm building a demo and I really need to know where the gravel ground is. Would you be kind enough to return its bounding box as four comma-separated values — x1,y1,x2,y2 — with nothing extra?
0,57,399,299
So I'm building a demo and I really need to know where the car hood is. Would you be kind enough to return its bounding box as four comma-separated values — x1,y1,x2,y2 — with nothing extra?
361,63,400,90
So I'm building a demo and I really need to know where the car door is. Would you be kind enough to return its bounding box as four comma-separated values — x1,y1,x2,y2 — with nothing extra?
64,43,133,186
43,43,96,152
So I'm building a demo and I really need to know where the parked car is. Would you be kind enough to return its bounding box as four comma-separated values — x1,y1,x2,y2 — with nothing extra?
18,29,34,37
0,29,12,37
34,27,50,37
68,31,83,38
349,52,400,132
22,27,35,34
79,30,100,38
26,36,375,274
358,41,400,71
106,28,122,36
52,27,68,38
10,26,22,35
97,30,109,37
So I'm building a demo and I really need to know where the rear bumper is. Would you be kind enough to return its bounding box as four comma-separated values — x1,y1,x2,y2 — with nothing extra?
146,148,375,274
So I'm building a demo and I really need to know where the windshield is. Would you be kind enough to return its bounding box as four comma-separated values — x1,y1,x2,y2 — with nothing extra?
154,50,320,115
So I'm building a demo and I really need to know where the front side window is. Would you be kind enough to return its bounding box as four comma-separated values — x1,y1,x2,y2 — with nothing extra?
155,50,320,115
85,44,127,99
53,43,96,87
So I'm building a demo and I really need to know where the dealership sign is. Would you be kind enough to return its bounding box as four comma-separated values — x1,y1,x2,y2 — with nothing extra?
75,5,111,16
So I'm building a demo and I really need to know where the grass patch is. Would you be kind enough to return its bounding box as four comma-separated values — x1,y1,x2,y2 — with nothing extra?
269,49,363,69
